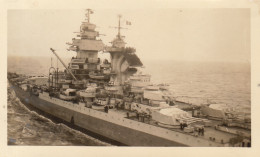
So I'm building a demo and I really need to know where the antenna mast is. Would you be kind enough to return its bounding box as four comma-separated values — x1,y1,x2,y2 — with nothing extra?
85,9,93,23
118,14,122,38
109,14,128,39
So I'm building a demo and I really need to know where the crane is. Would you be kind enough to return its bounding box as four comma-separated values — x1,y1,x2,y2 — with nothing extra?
50,48,78,81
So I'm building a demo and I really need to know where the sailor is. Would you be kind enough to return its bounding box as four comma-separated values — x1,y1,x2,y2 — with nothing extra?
141,114,145,122
117,101,121,109
180,122,183,130
115,103,119,110
183,122,188,129
104,106,108,113
201,127,205,136
136,113,139,120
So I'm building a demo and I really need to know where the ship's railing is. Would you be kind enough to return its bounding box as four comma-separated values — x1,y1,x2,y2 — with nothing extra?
79,91,96,98
68,46,78,51
88,58,99,63
70,65,79,70
71,58,86,64
105,47,124,52
100,64,111,68
130,87,144,93
81,31,98,38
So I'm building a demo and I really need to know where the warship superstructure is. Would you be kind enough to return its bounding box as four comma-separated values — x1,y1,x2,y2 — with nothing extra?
8,10,251,147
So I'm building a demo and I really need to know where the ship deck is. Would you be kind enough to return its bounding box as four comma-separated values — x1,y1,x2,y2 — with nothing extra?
82,104,249,145
104,108,242,144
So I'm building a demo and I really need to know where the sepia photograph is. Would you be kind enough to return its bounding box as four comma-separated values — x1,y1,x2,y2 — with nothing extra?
2,0,260,156
6,8,251,147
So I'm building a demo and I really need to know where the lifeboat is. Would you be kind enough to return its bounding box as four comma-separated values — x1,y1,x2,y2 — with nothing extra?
145,85,159,91
79,87,96,98
158,83,170,90
59,88,77,101
89,74,105,79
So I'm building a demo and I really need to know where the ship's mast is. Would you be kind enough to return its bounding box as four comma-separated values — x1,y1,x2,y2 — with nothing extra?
118,14,121,39
85,9,93,23
110,14,126,39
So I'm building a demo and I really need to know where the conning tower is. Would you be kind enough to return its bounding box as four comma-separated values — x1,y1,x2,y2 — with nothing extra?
67,9,104,80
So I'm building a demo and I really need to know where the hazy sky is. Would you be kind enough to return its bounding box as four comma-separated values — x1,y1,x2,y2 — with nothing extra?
8,9,250,63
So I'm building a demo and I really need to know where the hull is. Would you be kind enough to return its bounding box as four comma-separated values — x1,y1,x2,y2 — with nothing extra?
10,84,226,146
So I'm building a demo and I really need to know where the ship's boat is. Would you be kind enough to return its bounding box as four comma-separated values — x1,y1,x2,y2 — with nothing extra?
145,85,159,91
72,80,84,85
129,72,151,88
59,88,77,100
158,83,170,90
58,79,66,84
79,87,96,98
105,81,119,91
89,75,105,79
130,87,143,93
20,84,29,91
143,90,164,102
94,97,109,106
65,79,72,83
105,86,119,91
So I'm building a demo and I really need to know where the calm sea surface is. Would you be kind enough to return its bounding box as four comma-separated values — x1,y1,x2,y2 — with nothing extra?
7,56,251,145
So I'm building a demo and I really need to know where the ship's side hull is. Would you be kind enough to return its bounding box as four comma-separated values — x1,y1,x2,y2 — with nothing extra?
11,85,185,146
10,84,225,146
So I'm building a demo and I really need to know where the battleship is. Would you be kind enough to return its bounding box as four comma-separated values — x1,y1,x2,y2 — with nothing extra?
8,9,251,147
